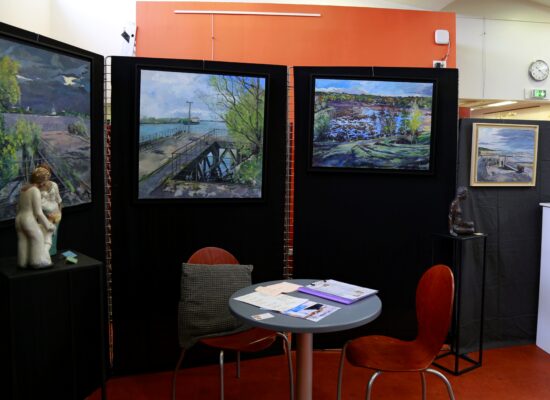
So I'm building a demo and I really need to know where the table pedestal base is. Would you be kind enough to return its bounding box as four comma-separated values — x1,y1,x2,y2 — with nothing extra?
296,333,313,400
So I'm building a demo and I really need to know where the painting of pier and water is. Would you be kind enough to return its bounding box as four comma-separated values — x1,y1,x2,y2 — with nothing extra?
0,34,92,222
310,76,436,174
137,68,266,200
470,123,539,187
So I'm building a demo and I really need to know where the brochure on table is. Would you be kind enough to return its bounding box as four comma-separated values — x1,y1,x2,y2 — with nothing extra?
298,279,378,304
282,300,340,322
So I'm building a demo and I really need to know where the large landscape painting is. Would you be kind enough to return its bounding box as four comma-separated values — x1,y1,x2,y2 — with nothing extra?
0,35,92,222
311,77,435,173
138,68,266,200
470,123,538,187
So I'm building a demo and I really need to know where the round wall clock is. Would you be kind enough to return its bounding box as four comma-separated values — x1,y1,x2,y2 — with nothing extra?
528,59,550,81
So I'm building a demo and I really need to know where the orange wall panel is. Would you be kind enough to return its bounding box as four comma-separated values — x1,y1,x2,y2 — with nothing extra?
136,2,456,68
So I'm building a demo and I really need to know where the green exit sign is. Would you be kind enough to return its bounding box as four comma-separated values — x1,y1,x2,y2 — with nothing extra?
532,89,547,98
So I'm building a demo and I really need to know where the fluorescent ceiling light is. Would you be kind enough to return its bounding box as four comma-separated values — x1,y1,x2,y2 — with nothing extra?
174,10,321,17
484,101,517,108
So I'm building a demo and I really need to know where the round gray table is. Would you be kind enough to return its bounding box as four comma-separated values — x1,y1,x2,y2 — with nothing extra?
229,279,382,400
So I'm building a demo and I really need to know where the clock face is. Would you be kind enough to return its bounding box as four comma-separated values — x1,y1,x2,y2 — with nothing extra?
529,60,549,81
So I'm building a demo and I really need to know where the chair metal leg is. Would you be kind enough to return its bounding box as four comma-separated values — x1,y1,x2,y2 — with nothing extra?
277,332,295,400
336,341,350,400
172,349,186,400
420,371,427,400
236,351,241,378
365,371,383,400
425,368,455,400
219,350,225,400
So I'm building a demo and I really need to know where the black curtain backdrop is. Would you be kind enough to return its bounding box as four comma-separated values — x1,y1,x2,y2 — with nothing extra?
0,22,105,264
456,118,550,350
293,66,458,348
110,57,287,374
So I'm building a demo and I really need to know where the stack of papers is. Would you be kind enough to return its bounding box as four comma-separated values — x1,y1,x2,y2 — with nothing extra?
298,279,378,304
234,292,308,312
254,281,301,296
234,282,340,322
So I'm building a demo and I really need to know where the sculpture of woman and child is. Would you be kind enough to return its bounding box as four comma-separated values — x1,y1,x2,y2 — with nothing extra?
15,164,62,269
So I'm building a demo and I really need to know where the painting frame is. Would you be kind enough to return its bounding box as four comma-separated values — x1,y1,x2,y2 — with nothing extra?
0,22,103,225
133,64,270,203
470,122,539,187
307,73,438,175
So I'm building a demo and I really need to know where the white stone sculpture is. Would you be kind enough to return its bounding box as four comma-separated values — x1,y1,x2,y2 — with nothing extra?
38,164,62,255
15,166,56,268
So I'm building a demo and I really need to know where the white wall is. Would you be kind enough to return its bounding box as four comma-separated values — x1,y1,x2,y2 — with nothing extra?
0,0,52,36
0,0,136,56
135,0,421,9
457,16,550,101
49,0,136,56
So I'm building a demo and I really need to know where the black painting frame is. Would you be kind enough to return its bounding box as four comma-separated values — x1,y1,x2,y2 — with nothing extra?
133,62,271,204
0,22,104,226
307,72,438,175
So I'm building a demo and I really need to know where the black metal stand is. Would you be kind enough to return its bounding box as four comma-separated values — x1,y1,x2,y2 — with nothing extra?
431,232,488,375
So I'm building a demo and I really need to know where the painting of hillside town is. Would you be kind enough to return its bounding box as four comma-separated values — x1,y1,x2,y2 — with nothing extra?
470,123,538,187
138,68,266,200
0,36,92,222
311,77,435,172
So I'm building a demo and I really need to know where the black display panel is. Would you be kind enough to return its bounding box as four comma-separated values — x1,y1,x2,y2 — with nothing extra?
110,57,287,373
293,66,458,347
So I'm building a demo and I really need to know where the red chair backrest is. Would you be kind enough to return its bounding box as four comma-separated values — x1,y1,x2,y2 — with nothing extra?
415,264,455,356
187,247,239,265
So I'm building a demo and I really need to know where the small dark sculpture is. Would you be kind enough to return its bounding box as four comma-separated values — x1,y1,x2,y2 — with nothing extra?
448,186,475,236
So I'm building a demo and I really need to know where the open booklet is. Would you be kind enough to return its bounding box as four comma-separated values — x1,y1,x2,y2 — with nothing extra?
298,279,378,304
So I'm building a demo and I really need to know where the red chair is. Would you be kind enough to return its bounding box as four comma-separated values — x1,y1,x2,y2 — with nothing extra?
172,247,294,400
337,264,455,400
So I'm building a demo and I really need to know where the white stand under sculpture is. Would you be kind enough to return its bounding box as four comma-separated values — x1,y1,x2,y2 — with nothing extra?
538,203,550,354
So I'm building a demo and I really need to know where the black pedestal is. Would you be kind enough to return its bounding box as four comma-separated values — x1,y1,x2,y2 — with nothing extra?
0,252,107,400
431,232,488,375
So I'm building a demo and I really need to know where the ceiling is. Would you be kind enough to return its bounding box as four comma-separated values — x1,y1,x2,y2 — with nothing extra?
382,0,550,23
219,1,550,22
394,0,550,114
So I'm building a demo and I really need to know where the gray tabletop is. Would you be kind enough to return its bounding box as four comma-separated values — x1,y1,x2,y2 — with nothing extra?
229,279,382,334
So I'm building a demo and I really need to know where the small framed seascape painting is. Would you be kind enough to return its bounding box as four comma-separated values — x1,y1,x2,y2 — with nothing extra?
470,123,539,187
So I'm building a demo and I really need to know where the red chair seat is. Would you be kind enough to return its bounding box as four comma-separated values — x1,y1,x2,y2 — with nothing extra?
346,335,435,372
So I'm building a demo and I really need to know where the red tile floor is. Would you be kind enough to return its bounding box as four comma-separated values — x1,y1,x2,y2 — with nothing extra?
90,344,550,399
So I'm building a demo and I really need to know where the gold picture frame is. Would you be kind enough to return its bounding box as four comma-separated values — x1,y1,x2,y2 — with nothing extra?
470,122,539,187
